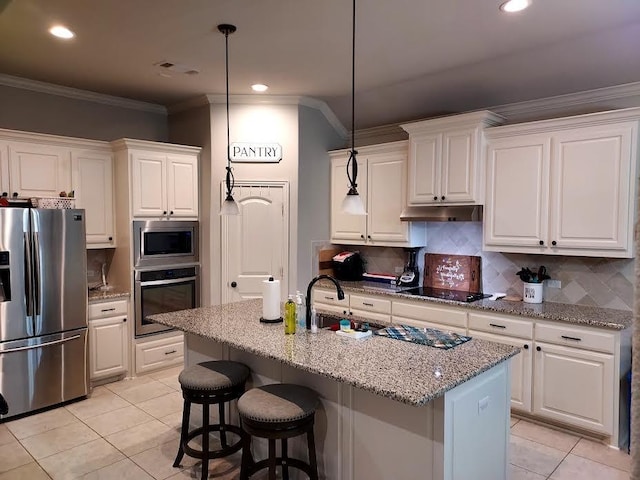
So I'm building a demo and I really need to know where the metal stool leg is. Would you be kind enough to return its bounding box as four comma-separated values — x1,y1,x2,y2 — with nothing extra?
281,437,289,480
173,398,191,467
218,401,228,448
201,402,209,480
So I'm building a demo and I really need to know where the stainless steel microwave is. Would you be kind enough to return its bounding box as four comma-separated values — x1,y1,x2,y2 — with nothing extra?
133,220,199,268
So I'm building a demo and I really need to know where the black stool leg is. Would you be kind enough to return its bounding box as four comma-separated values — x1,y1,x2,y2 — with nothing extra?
268,438,277,480
218,401,228,448
201,402,209,480
281,438,289,480
173,398,191,467
239,428,252,480
307,429,318,480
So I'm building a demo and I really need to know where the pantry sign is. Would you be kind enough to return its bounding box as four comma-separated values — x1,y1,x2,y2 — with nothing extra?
230,142,282,163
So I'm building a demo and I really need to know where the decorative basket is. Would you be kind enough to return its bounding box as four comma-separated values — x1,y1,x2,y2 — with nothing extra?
31,197,76,209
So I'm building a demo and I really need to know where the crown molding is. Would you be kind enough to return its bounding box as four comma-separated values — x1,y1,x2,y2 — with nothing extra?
111,138,201,154
0,74,167,115
169,94,348,139
354,123,408,146
0,127,111,150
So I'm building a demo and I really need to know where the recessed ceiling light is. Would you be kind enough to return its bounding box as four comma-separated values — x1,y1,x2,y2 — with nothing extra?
251,84,269,92
49,25,75,39
499,0,531,13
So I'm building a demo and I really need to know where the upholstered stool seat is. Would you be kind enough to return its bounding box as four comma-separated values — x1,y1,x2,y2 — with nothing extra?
238,384,320,480
173,361,250,480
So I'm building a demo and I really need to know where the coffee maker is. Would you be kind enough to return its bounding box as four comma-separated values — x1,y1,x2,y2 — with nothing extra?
396,248,420,287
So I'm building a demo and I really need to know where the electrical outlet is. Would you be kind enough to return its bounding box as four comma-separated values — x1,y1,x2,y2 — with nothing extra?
546,279,561,289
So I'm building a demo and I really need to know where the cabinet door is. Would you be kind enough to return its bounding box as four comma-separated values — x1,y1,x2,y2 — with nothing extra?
167,154,198,218
89,315,128,380
407,132,440,204
366,153,409,244
533,341,614,435
330,155,367,243
550,125,633,254
131,151,167,217
484,135,550,248
72,150,115,247
8,142,71,197
441,128,477,203
0,142,8,194
470,330,532,412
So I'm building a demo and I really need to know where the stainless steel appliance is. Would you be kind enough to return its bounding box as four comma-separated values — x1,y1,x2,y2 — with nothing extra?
133,220,199,268
401,287,491,302
396,248,420,287
134,265,200,337
0,208,88,420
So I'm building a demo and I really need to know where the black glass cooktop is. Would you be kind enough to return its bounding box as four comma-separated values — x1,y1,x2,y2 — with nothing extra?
402,287,491,303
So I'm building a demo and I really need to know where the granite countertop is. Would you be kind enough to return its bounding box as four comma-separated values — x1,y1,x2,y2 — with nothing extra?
325,280,632,330
148,299,519,407
88,288,130,303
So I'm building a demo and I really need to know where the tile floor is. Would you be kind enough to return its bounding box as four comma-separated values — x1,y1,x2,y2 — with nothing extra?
0,366,632,479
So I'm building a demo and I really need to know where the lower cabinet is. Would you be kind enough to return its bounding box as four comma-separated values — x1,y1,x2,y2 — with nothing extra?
135,333,184,374
89,300,129,381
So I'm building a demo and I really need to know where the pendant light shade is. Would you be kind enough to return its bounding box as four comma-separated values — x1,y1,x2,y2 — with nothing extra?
341,0,366,216
218,23,240,216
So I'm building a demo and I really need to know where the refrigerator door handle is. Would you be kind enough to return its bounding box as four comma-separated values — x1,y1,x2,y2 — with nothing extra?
23,232,33,318
0,334,81,354
33,232,41,316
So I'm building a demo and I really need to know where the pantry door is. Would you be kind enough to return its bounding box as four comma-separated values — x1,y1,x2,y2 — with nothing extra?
222,182,288,304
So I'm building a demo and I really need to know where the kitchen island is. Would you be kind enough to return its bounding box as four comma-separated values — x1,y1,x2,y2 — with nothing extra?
150,299,519,480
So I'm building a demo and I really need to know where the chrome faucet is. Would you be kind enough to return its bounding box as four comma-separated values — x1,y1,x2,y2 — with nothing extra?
305,275,344,330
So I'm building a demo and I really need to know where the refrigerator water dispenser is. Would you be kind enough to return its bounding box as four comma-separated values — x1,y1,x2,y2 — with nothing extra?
0,251,10,302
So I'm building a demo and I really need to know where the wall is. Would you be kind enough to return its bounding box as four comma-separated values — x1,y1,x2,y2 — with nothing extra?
0,84,168,141
348,222,634,311
297,106,346,290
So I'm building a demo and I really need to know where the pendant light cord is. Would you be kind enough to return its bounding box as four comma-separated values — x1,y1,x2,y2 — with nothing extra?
223,26,235,199
346,0,358,191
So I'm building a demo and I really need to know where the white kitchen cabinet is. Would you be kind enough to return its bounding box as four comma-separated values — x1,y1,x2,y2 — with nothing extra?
312,288,350,316
135,332,184,374
8,141,71,198
401,111,504,206
89,300,129,381
72,149,115,248
392,299,467,331
484,109,639,257
330,141,426,247
0,142,8,194
394,315,467,336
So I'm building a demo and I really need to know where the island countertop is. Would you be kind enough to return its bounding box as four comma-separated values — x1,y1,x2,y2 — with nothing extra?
149,298,518,407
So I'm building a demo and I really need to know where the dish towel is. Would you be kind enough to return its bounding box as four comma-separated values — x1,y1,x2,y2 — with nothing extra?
375,325,472,349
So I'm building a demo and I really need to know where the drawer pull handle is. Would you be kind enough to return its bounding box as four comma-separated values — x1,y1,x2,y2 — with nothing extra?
362,302,374,307
165,350,177,355
101,308,116,312
324,296,335,300
561,335,582,342
489,323,506,329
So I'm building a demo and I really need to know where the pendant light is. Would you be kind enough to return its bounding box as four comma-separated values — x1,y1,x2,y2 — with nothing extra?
341,0,367,216
219,23,240,216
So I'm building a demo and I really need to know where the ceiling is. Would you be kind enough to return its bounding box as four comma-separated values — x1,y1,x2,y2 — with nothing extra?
1,0,640,129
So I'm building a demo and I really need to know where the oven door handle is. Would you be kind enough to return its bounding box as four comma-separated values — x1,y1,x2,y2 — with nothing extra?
140,277,198,287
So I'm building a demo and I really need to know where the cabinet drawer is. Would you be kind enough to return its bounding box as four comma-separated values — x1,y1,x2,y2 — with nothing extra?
313,288,349,307
468,312,533,339
89,300,128,320
391,300,466,328
535,322,615,354
350,308,391,324
135,334,184,374
396,316,466,336
350,294,391,314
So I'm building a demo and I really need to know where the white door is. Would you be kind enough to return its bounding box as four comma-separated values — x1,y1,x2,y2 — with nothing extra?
407,132,440,204
222,183,288,304
441,128,476,203
131,151,167,217
8,142,71,197
72,150,115,247
330,154,367,243
89,316,128,380
167,153,198,218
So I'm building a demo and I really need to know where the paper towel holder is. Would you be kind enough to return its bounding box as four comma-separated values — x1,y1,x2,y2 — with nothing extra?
260,276,283,324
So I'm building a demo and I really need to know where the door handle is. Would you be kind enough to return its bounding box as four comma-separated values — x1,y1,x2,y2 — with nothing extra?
362,302,374,307
164,350,177,355
231,281,237,288
101,308,116,313
23,233,33,318
0,334,81,354
489,323,506,329
33,232,41,316
561,335,581,342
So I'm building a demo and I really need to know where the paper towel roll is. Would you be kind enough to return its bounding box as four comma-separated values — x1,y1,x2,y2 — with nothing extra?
262,277,281,321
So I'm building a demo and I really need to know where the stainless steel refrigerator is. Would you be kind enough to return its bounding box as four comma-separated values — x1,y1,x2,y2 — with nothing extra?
0,208,88,420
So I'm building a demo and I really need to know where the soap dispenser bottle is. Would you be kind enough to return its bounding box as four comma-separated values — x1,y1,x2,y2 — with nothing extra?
284,295,296,335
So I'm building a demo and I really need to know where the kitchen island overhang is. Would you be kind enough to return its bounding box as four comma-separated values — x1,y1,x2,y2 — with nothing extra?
149,299,519,480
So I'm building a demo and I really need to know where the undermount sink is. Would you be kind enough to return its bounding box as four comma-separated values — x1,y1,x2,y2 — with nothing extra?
316,312,387,332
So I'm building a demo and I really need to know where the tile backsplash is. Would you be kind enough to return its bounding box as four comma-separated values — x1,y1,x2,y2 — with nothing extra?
86,249,115,287
336,222,634,311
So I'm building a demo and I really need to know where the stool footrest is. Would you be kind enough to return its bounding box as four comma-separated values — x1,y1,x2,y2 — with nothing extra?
247,457,314,477
177,424,243,462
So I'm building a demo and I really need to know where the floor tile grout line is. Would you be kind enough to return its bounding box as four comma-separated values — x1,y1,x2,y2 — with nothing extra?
566,437,631,474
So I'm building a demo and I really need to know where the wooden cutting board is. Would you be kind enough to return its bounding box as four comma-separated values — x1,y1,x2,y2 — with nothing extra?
424,254,482,293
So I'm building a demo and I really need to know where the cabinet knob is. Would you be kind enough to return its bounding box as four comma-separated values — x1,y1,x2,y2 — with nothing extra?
367,235,371,239
433,196,438,201
551,240,557,246
170,211,174,215
123,318,127,322
163,211,167,215
12,192,18,198
536,346,541,352
523,344,529,349
108,237,113,241
360,234,365,239
539,240,544,246
441,195,445,200
231,281,237,288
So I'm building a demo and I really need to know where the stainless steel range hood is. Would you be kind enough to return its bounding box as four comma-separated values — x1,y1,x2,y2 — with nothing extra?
400,205,483,222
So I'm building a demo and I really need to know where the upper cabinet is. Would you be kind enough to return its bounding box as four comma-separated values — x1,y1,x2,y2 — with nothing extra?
72,149,115,248
484,108,640,258
8,142,71,198
330,141,426,247
401,111,505,206
113,139,200,220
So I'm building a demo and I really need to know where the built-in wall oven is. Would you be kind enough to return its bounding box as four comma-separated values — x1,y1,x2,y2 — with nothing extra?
134,265,200,337
133,221,199,269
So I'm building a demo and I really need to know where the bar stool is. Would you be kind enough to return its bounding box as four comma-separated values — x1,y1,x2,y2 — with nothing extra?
238,383,320,480
173,361,250,480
